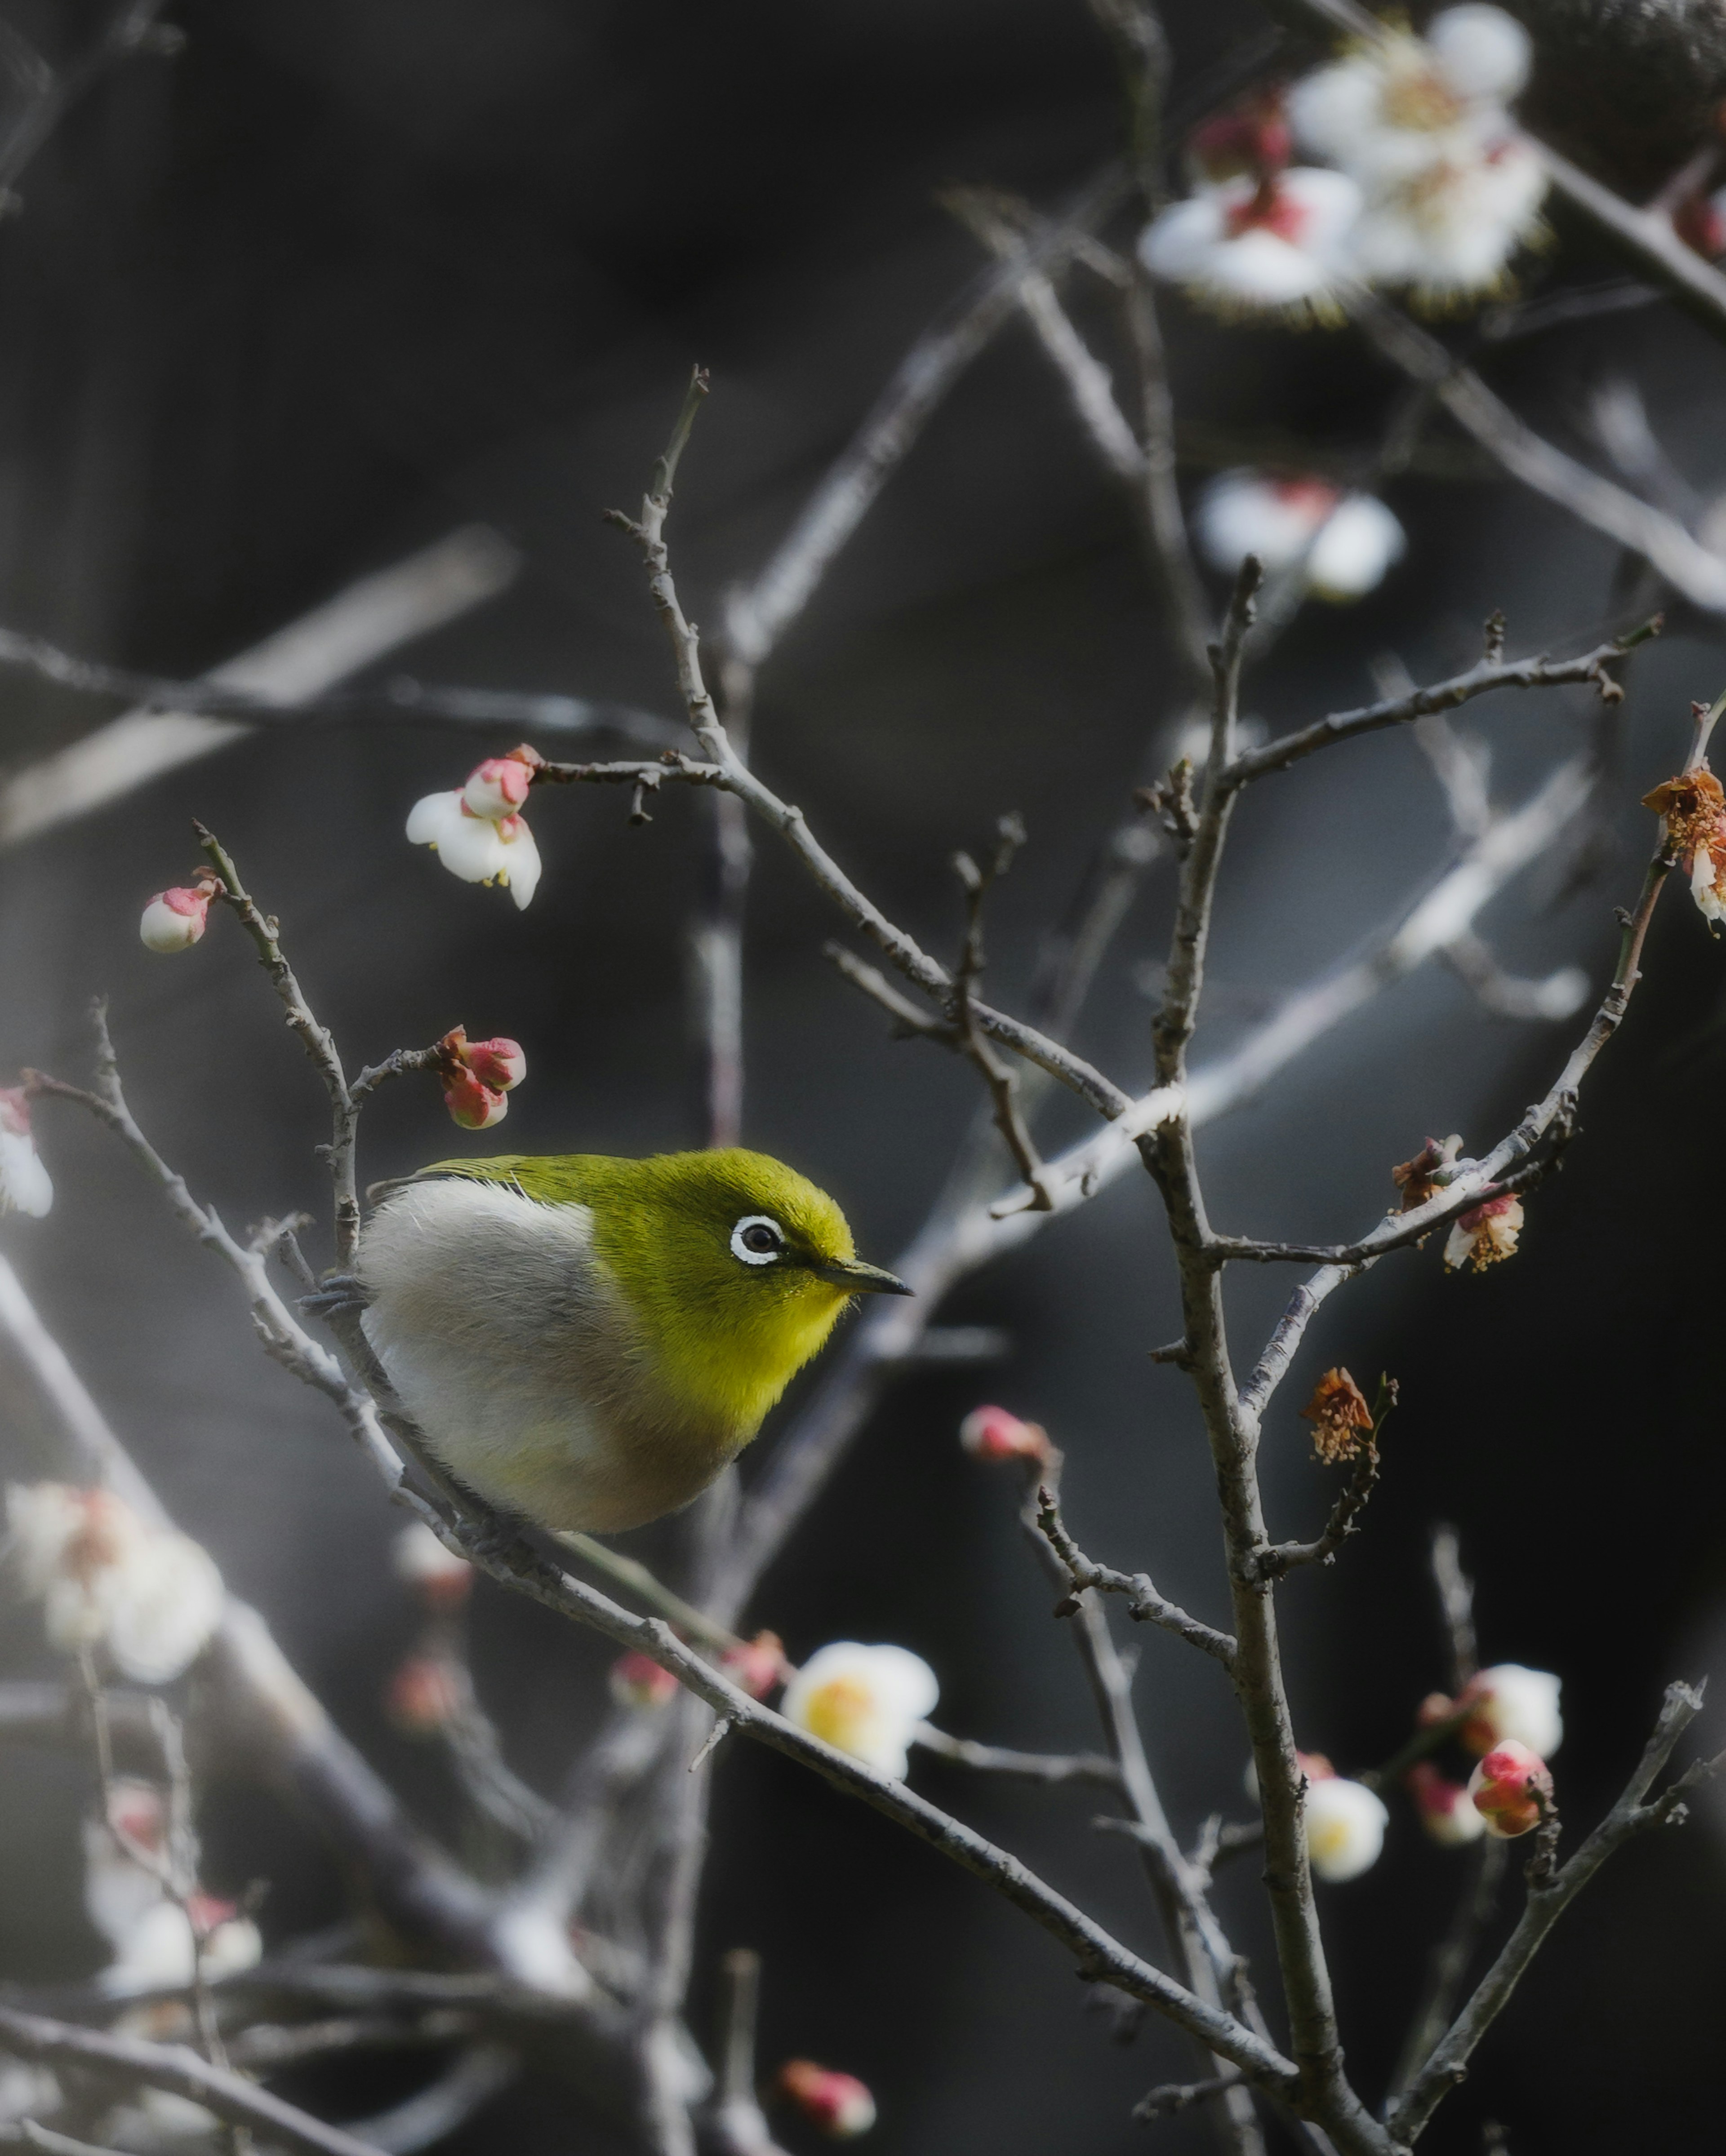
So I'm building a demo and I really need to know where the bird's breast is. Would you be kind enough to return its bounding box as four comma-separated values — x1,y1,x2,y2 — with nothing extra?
356,1178,743,1533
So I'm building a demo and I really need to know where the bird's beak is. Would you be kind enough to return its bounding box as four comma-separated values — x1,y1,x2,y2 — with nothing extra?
810,1256,914,1296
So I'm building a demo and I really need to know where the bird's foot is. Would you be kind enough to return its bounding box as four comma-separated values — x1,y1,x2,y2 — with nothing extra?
299,1273,370,1321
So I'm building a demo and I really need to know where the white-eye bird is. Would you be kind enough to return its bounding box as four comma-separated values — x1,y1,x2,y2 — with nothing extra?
332,1149,910,1535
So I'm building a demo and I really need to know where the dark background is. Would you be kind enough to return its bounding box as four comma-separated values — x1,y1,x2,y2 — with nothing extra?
1,1,1725,2149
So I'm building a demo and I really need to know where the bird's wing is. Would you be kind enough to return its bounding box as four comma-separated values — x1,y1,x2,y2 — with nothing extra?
365,1157,536,1207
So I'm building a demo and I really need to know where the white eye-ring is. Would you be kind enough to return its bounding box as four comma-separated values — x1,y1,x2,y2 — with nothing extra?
731,1215,787,1266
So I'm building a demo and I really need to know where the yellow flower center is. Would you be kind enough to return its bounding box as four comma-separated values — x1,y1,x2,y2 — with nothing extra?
802,1676,876,1756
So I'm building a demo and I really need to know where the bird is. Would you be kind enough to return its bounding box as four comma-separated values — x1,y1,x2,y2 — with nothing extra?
316,1149,910,1536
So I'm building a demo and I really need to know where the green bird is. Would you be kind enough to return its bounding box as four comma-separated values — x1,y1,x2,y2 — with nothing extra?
342,1149,910,1535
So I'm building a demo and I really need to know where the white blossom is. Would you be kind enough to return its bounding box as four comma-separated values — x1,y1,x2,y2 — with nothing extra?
1290,9,1530,186
98,1897,262,1996
1139,169,1361,319
1348,140,1547,302
5,1484,224,1684
781,1642,939,1780
406,791,543,909
1289,8,1544,298
0,1090,52,1218
1463,1663,1563,1757
83,1783,170,1951
1195,471,1406,601
1304,1774,1388,1882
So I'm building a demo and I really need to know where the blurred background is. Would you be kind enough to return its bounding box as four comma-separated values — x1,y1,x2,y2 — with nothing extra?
1,0,1725,2149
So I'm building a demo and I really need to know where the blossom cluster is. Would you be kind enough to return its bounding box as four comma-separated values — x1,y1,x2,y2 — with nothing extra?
409,745,544,908
1252,1662,1564,1881
5,1484,224,1685
1142,7,1545,322
84,1779,261,1996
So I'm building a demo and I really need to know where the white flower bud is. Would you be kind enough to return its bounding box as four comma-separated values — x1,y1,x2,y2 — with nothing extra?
1460,1663,1563,1757
1194,473,1404,602
781,1642,939,1781
0,1090,52,1218
138,887,212,954
1304,1774,1388,1882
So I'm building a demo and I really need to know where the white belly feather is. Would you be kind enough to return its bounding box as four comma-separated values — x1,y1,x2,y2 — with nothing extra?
357,1179,682,1532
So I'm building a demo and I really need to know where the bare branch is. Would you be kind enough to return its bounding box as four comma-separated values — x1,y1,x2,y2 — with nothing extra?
721,166,1131,671
1430,1526,1479,1695
1223,632,1646,790
1035,1490,1238,1668
0,2004,388,2156
0,528,520,850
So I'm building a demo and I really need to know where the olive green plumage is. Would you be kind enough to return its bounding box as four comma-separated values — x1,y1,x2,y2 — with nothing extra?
353,1148,907,1534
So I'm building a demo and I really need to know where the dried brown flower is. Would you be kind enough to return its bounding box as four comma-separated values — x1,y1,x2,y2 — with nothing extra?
1392,1133,1462,1213
1300,1367,1375,1464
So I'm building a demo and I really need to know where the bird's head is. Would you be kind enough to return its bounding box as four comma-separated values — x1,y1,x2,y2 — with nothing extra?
457,1148,908,1434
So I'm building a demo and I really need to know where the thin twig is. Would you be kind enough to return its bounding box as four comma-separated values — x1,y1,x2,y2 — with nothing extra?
1035,1490,1238,1667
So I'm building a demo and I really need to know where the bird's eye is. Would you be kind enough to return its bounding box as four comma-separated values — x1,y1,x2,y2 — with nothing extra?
730,1215,786,1266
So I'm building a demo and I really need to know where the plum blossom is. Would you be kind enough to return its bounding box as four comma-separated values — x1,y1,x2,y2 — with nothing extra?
1643,765,1726,926
84,1781,261,1997
1301,1760,1389,1882
1676,186,1726,261
609,1650,680,1708
1139,168,1363,320
777,2061,877,2138
1442,1193,1524,1271
5,1484,224,1684
1193,471,1406,601
1455,1663,1564,1757
781,1642,939,1780
0,1089,53,1218
1291,8,1532,186
433,1025,527,1130
138,883,215,954
392,1520,473,1609
721,1630,787,1701
1406,1761,1486,1845
958,1404,1052,1466
443,1069,510,1130
1468,1738,1553,1837
408,747,543,909
1299,1368,1374,1464
1290,7,1545,300
387,1654,467,1735
1184,91,1293,187
99,1894,263,1996
1348,140,1547,305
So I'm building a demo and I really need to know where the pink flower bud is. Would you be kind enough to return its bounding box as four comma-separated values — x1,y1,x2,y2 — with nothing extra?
184,1892,238,1939
386,1655,465,1735
139,886,211,954
721,1631,787,1701
777,2061,876,2138
957,1405,1051,1465
1406,1761,1486,1845
463,1037,526,1091
462,755,535,822
1468,1739,1553,1838
609,1651,680,1709
442,1070,509,1130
